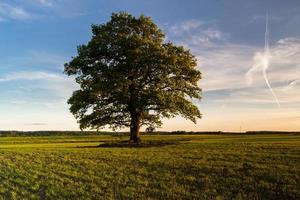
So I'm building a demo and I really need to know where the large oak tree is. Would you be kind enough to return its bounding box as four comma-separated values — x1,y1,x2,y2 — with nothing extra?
64,12,201,143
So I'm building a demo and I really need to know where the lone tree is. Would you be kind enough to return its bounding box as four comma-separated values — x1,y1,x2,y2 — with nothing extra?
64,12,202,143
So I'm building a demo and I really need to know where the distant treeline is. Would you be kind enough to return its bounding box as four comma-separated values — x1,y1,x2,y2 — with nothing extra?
162,131,300,135
0,130,299,137
0,131,103,137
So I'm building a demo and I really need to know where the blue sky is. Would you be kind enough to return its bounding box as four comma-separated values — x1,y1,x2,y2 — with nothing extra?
0,0,299,131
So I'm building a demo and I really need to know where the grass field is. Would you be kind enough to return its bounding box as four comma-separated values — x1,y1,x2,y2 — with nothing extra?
0,134,298,199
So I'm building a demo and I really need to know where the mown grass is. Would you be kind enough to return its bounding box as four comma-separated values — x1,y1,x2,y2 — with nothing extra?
0,134,298,199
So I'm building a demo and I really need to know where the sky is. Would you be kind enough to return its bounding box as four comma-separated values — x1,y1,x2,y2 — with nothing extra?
0,0,299,131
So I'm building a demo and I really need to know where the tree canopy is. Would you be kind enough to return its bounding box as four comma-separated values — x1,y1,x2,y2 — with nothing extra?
64,12,202,142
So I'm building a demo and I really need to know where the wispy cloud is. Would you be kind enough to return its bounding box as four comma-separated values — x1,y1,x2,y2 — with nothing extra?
0,69,79,130
286,79,300,90
36,0,54,7
25,0,54,7
10,100,28,105
168,19,227,47
0,71,78,105
0,3,31,21
0,51,69,72
170,20,204,34
26,123,47,126
251,13,282,23
201,38,300,106
167,20,300,110
0,71,65,82
196,44,256,92
0,1,83,22
245,37,300,88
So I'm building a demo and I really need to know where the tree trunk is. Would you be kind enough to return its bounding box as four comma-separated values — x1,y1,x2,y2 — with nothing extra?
128,75,141,143
130,112,141,143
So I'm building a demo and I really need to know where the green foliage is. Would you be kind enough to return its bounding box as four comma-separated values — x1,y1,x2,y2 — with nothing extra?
0,134,298,199
64,12,201,132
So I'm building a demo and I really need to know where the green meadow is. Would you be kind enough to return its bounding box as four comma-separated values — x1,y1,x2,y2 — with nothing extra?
0,134,298,199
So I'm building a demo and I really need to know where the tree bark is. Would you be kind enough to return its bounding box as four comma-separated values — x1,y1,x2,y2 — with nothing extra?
130,112,141,143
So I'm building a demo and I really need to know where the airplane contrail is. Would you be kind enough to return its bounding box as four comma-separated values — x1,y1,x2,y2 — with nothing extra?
246,11,281,108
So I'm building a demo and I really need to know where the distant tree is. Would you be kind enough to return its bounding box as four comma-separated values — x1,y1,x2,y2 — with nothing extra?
145,126,155,134
64,12,202,143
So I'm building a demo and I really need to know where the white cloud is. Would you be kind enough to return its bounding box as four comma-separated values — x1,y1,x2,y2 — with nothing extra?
168,20,300,109
203,28,224,40
0,0,87,22
10,100,27,105
37,0,53,6
170,20,204,34
245,38,300,88
250,14,282,23
0,70,79,131
25,0,54,7
169,19,227,47
0,51,68,75
286,79,300,90
0,3,31,21
202,38,300,106
28,51,67,68
0,71,64,82
0,71,78,101
196,44,257,92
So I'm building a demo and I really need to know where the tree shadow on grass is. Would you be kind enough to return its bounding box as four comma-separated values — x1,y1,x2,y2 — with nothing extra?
77,139,190,148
